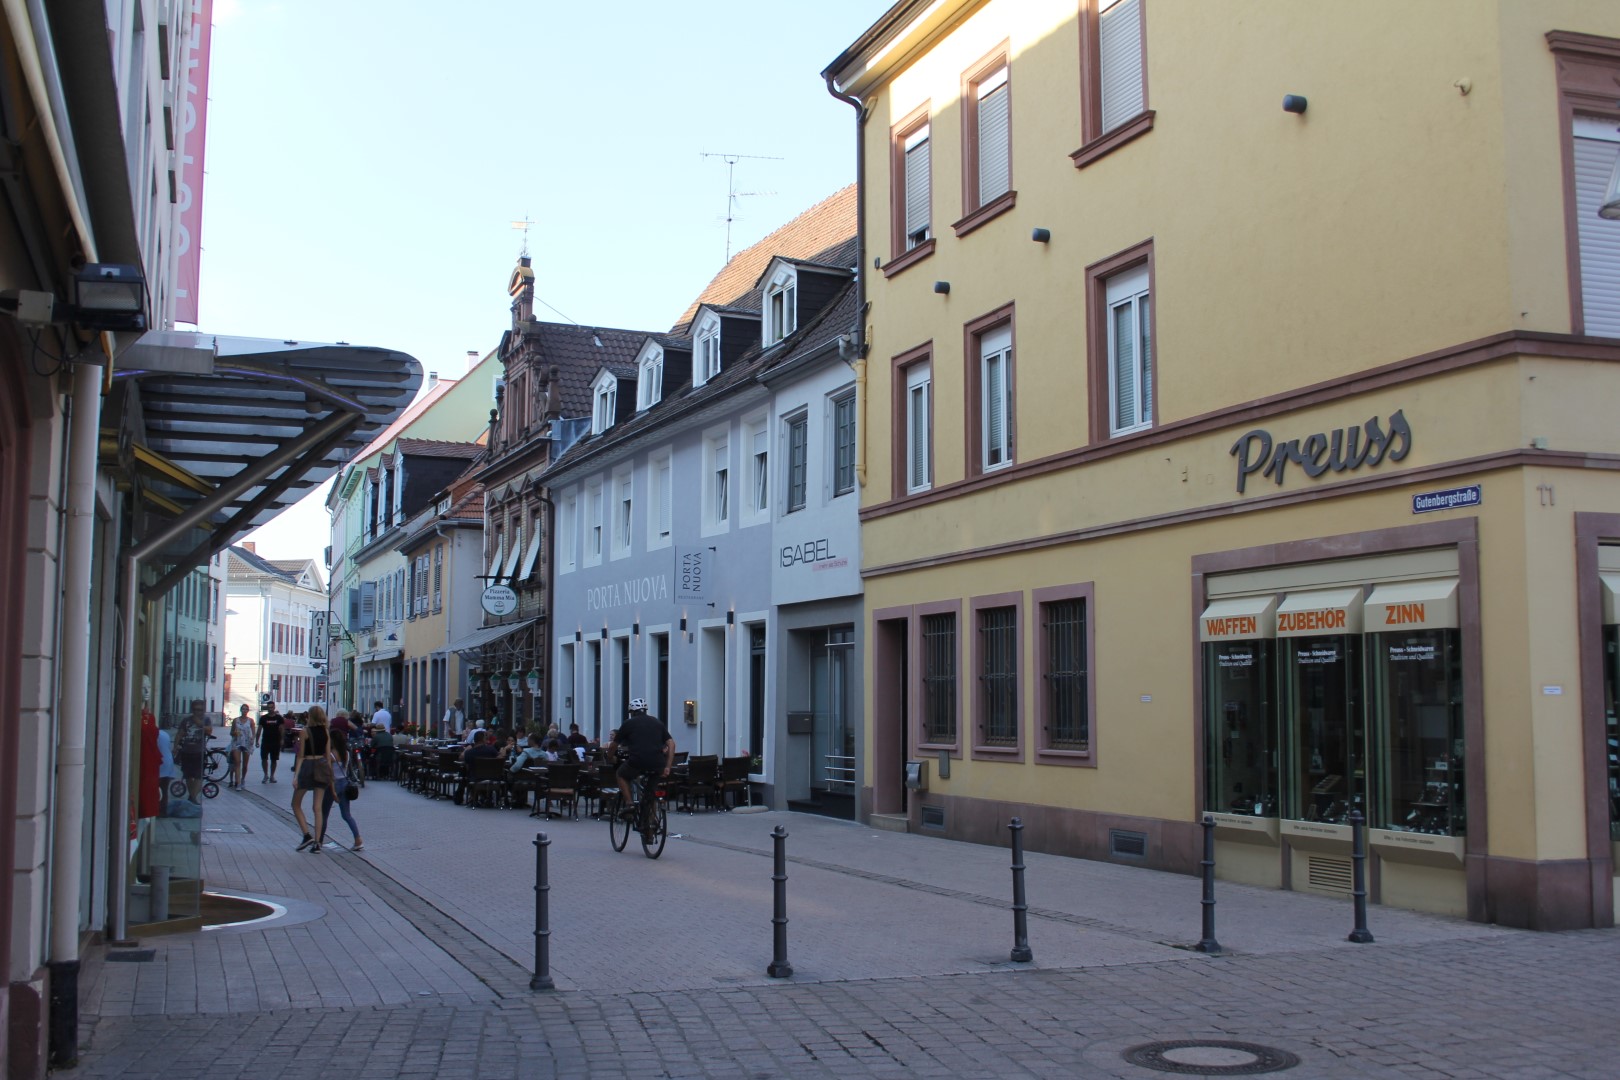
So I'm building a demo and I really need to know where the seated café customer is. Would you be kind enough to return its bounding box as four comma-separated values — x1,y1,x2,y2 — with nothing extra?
509,734,548,774
455,730,500,804
566,723,589,752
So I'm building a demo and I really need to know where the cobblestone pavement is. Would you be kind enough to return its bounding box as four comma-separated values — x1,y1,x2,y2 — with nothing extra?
72,778,1620,1078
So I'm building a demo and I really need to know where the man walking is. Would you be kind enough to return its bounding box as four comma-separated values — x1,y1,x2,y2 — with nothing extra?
370,700,393,732
257,700,286,783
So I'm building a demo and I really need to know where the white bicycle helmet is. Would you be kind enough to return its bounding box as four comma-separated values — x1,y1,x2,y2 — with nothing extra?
629,697,648,712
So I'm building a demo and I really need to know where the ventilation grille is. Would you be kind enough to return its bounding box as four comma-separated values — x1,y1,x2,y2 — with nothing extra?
1109,829,1148,859
1307,854,1354,893
920,805,945,830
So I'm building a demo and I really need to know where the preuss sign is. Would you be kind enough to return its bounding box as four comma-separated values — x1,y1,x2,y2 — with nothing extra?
1230,410,1412,494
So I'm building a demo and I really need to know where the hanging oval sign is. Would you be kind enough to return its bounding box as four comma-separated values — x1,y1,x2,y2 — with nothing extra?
481,584,518,616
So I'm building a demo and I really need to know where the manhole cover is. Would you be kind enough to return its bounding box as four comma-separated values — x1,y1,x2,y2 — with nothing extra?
105,950,157,963
203,824,251,834
1123,1040,1299,1075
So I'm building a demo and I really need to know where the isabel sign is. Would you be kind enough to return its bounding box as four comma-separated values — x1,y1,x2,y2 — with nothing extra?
1230,410,1412,494
481,584,518,617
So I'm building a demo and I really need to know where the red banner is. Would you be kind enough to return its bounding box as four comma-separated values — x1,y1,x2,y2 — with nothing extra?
172,0,214,325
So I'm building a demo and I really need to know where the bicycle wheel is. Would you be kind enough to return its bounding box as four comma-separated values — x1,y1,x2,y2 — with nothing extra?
205,750,230,782
201,780,220,799
640,795,667,859
609,793,631,852
168,779,188,798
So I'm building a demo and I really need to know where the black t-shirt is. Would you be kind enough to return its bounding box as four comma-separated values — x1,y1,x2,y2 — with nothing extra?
177,714,209,752
617,713,672,770
259,713,285,752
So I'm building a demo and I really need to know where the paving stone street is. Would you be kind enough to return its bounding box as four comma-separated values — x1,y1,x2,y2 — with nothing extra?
73,779,1620,1079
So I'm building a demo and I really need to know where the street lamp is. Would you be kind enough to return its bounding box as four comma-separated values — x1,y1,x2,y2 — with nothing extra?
506,671,521,693
525,669,540,696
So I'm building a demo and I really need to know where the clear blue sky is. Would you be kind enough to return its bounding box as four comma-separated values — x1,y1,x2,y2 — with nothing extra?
223,0,887,560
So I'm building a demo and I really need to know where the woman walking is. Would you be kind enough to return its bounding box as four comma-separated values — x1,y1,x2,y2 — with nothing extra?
318,730,364,852
291,706,334,853
227,704,254,789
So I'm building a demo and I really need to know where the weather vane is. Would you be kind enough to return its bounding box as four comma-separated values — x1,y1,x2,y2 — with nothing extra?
511,216,535,258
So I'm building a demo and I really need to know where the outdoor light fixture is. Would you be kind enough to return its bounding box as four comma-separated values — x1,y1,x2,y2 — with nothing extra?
933,280,950,294
72,263,148,332
575,629,582,642
726,610,735,627
506,671,521,692
679,615,687,632
487,673,500,691
632,621,640,637
1282,94,1308,114
1031,228,1051,243
600,627,607,640
525,669,540,695
1601,129,1620,220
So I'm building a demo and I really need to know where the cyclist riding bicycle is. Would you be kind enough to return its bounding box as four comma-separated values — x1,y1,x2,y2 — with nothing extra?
612,698,674,816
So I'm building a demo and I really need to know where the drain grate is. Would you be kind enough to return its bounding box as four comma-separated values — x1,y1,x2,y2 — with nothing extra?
105,950,157,963
1123,1040,1299,1075
203,824,251,834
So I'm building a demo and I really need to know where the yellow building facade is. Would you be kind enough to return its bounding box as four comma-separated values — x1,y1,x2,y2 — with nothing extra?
828,0,1620,929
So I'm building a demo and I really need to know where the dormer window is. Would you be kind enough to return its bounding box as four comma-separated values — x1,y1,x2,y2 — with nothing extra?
637,346,663,410
765,268,797,346
693,313,721,387
591,372,618,435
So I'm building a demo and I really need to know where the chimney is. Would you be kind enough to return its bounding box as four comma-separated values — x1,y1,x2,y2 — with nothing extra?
428,371,439,388
241,541,256,554
466,350,479,372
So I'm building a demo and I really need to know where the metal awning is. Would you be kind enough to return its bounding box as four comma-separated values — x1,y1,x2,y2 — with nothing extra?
444,618,539,656
357,648,402,665
111,331,421,598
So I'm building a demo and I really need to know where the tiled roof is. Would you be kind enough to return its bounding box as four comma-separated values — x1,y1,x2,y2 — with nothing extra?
446,490,484,521
228,545,294,581
525,323,648,417
673,185,857,331
395,437,484,459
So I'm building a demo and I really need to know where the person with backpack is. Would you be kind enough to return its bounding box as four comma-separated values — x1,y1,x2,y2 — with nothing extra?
257,701,286,783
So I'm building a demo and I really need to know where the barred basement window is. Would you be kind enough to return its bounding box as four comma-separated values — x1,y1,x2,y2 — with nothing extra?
922,612,957,743
978,605,1017,746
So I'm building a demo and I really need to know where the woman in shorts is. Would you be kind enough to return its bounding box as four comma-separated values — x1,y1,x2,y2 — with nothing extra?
318,730,363,852
291,706,334,853
227,704,254,789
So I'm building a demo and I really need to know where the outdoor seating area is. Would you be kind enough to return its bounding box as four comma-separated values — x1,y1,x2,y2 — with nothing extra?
382,743,757,821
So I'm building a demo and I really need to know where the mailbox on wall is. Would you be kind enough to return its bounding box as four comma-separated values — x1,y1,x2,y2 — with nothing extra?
786,711,814,735
905,760,929,791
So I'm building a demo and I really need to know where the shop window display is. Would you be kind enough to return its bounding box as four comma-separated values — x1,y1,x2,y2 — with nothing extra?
1283,631,1364,824
1368,627,1463,835
1204,638,1276,817
1606,625,1619,841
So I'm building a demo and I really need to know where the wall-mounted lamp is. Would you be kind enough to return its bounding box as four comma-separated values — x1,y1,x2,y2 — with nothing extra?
632,621,640,637
1282,94,1308,115
678,615,687,633
71,263,148,332
873,256,883,269
933,281,950,295
575,629,582,643
1031,228,1051,244
599,627,607,640
726,610,735,627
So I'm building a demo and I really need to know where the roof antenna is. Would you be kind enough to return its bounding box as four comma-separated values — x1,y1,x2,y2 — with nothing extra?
511,216,535,258
699,151,781,262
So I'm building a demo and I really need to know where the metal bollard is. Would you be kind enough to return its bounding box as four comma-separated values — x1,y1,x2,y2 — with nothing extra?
1197,815,1221,955
1347,810,1374,944
151,865,170,923
1008,818,1033,963
531,832,555,990
767,825,793,978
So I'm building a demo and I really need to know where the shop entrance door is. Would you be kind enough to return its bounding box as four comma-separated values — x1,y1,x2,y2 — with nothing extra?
802,627,855,819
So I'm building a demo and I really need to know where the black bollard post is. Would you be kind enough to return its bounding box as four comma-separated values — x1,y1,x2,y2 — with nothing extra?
1008,817,1033,963
767,825,793,978
1347,809,1375,944
530,832,555,990
1197,814,1222,954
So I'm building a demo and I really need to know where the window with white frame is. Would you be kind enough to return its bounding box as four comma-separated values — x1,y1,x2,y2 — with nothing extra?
585,481,604,563
559,493,578,572
638,347,663,409
832,391,856,497
905,361,932,494
614,470,633,556
971,61,1010,209
647,451,672,546
747,420,770,522
592,377,618,435
694,315,721,386
785,412,808,513
704,432,730,532
1106,265,1152,436
903,123,932,250
1573,117,1620,337
765,268,797,345
979,324,1013,471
